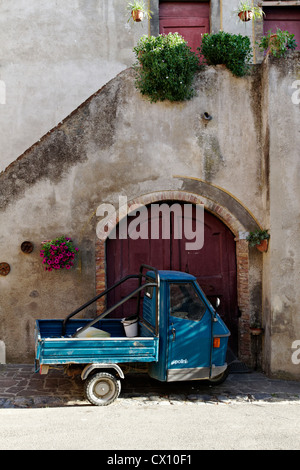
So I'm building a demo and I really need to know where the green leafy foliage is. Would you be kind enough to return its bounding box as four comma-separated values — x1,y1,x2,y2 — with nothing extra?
127,0,148,11
199,31,252,77
40,236,79,271
246,229,270,247
133,33,200,103
126,1,152,22
257,29,297,58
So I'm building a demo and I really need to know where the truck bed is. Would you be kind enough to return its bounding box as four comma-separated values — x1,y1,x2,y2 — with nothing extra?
35,319,159,366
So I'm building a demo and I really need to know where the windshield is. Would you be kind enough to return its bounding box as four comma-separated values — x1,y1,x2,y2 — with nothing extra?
169,282,207,322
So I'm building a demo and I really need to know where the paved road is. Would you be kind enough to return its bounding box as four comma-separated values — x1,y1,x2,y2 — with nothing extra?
0,401,300,450
0,364,300,450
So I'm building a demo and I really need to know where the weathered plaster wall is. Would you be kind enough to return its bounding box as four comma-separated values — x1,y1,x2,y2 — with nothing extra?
0,65,265,363
0,0,264,175
0,0,147,172
0,55,300,380
263,54,300,379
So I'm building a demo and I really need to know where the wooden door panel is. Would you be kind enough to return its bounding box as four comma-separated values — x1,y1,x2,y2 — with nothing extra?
171,207,238,353
106,205,238,353
160,19,209,52
159,2,210,18
106,213,171,317
159,2,210,53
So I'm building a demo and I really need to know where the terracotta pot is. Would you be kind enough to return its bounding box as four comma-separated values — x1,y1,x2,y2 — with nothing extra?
238,11,253,22
132,9,144,22
266,34,280,56
256,239,268,252
250,327,263,336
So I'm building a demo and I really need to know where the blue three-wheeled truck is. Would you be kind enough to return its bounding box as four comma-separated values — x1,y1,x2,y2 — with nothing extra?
35,265,230,405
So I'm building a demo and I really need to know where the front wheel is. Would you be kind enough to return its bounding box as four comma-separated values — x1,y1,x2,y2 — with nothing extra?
207,368,229,386
84,372,121,406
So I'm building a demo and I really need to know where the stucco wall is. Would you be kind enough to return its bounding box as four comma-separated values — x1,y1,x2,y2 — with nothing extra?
0,64,263,363
0,0,265,174
263,54,300,378
0,0,147,173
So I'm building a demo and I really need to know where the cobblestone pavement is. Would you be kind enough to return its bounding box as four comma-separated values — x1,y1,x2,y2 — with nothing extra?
0,364,299,408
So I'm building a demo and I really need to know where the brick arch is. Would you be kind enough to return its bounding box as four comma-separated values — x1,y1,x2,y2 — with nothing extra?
95,190,252,362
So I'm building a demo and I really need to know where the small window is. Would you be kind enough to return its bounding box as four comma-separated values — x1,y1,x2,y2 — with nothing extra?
144,282,153,299
170,283,206,322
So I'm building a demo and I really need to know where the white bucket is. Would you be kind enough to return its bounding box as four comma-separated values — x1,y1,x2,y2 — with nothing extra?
122,316,138,337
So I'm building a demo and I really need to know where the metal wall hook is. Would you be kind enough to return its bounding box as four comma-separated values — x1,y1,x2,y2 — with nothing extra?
201,112,212,121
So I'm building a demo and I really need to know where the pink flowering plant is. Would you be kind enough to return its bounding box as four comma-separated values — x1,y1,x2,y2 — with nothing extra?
40,236,79,271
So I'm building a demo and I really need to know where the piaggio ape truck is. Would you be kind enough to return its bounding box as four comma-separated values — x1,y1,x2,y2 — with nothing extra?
35,265,230,405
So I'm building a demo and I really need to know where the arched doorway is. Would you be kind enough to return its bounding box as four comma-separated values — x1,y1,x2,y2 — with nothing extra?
106,201,238,354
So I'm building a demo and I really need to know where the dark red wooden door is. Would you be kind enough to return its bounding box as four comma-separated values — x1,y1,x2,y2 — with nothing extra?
263,7,300,50
171,207,238,353
159,2,210,52
106,203,238,353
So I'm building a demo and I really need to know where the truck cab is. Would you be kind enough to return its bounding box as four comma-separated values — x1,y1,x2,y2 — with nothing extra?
142,270,230,384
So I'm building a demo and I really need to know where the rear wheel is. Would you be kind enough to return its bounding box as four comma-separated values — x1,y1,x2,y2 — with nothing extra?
84,372,121,406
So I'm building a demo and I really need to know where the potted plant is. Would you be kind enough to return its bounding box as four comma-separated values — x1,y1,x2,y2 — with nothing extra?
127,1,152,23
250,322,263,335
235,1,265,22
199,31,252,77
246,229,270,252
133,32,200,102
257,29,297,58
40,236,79,271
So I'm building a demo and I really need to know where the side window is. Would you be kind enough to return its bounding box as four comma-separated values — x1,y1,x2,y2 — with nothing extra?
144,285,153,299
170,283,207,322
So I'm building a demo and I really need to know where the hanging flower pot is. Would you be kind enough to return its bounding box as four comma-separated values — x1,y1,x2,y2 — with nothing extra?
132,9,144,22
126,1,152,24
235,2,265,23
250,326,263,336
40,236,79,271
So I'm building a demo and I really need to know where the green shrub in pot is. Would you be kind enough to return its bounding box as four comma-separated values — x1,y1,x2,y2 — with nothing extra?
199,31,252,77
133,33,200,103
